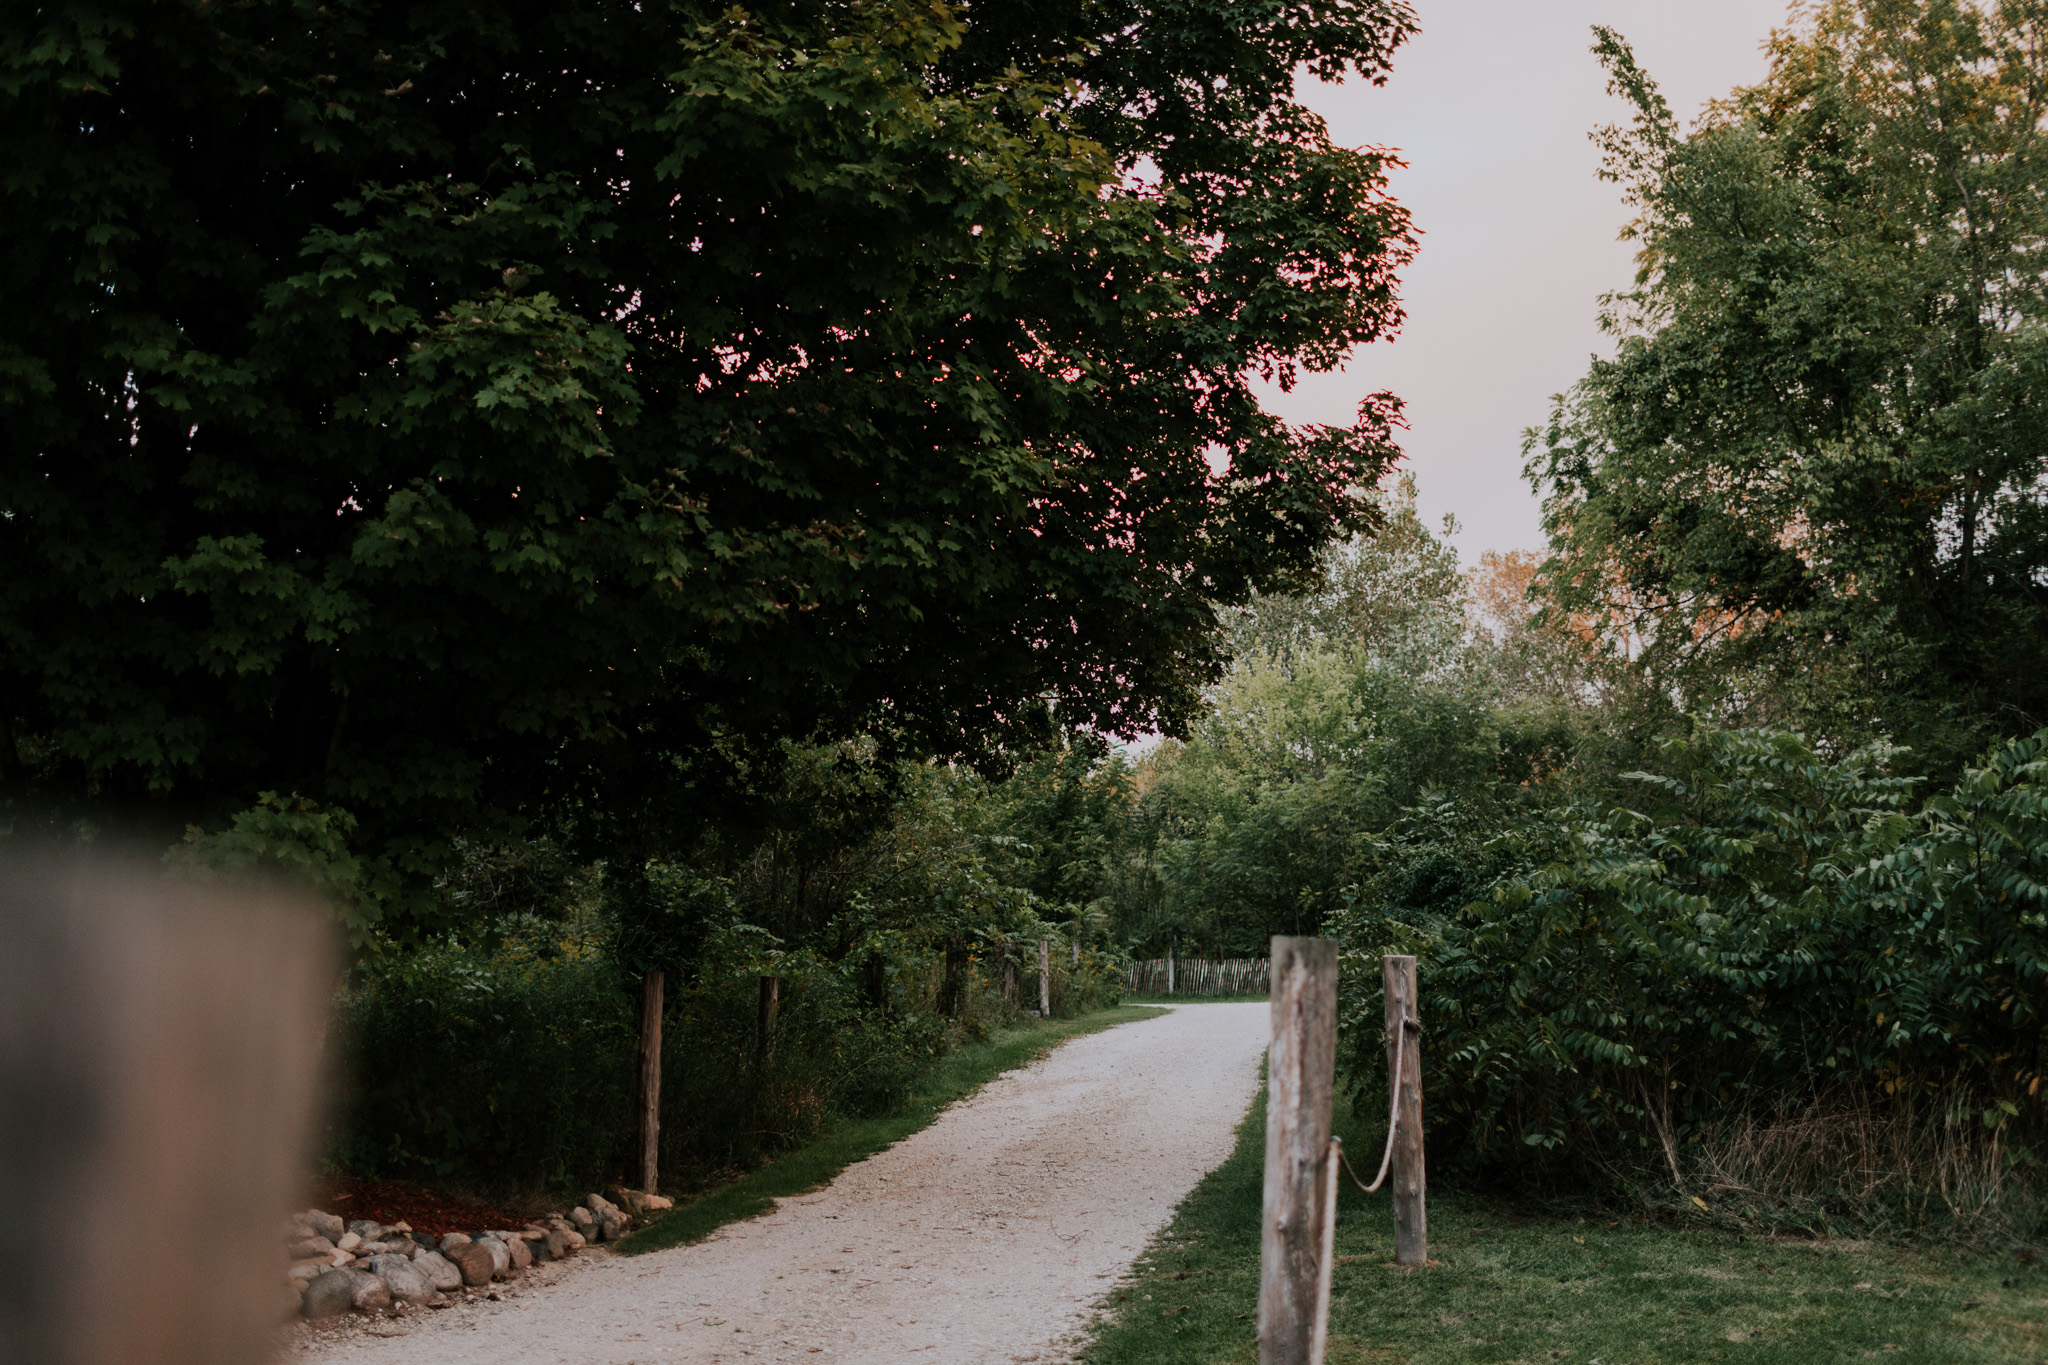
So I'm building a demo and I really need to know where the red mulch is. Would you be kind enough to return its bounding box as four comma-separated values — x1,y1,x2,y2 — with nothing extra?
313,1177,542,1238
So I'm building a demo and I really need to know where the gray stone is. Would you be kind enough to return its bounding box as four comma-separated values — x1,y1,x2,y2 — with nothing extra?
413,1250,462,1292
596,1211,627,1242
335,1230,362,1253
302,1270,355,1320
583,1193,618,1217
567,1206,595,1231
344,1267,392,1312
346,1219,386,1240
438,1231,472,1252
368,1254,438,1306
288,1235,338,1260
446,1241,496,1287
545,1227,584,1259
504,1236,533,1271
304,1210,346,1242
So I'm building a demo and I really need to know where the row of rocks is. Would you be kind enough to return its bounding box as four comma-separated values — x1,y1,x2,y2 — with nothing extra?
288,1188,674,1321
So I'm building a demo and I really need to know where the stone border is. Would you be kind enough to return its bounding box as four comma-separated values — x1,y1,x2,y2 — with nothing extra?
283,1187,674,1322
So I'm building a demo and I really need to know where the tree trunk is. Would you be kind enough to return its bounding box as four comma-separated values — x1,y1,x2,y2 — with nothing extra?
0,707,21,788
638,969,664,1194
938,932,966,1017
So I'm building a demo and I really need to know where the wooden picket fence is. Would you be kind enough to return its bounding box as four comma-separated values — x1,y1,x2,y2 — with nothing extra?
1126,957,1270,997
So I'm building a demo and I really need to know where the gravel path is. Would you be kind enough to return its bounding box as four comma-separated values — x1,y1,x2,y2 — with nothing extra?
307,1002,1266,1365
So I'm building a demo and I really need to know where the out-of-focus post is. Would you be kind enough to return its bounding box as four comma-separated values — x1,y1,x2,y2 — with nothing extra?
0,852,334,1365
1039,940,1051,1017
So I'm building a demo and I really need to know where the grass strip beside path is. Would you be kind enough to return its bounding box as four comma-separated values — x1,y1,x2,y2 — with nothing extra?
616,1004,1167,1256
1084,1090,2048,1364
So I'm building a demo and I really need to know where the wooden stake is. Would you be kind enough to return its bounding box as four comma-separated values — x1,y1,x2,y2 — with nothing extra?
755,975,779,1071
1384,954,1427,1266
638,968,664,1195
1259,936,1337,1365
1039,940,1051,1017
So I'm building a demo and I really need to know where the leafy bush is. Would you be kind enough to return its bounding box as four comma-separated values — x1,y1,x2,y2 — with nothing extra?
329,884,1120,1196
332,917,965,1196
330,923,637,1191
1332,726,2048,1233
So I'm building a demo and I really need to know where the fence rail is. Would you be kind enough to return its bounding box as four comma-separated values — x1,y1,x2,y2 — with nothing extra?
1127,957,1270,997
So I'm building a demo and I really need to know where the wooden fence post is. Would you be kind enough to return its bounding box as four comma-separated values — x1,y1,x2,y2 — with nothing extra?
1039,939,1051,1016
1384,954,1427,1266
1167,943,1176,996
755,975,779,1072
639,968,665,1194
1260,936,1337,1365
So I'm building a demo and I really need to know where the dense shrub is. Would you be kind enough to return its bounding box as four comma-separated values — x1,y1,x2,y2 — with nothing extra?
330,925,636,1191
330,912,1121,1196
1331,726,2048,1233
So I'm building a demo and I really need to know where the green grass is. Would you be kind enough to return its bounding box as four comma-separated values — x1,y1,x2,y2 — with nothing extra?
1082,1089,2048,1364
615,1005,1166,1255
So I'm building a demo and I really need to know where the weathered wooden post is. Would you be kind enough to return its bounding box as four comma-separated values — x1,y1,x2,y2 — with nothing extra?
1260,936,1337,1365
1167,937,1176,996
639,968,665,1194
1384,954,1427,1266
1039,939,1051,1017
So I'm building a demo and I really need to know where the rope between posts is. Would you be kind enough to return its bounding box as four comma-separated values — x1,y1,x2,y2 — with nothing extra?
1311,1013,1417,1365
1338,1013,1413,1196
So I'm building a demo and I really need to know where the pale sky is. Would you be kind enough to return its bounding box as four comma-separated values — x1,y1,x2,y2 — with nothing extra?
1252,0,1794,561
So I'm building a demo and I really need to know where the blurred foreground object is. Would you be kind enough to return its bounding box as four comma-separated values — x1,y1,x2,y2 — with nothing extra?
0,853,335,1365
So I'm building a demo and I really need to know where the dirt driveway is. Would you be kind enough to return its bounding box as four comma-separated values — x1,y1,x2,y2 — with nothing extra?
307,1001,1267,1365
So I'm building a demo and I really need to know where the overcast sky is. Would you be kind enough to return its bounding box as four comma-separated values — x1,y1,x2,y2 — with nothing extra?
1250,0,1794,561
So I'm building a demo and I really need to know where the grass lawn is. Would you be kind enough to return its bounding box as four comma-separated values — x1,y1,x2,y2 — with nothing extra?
1083,1090,2048,1365
615,1004,1165,1255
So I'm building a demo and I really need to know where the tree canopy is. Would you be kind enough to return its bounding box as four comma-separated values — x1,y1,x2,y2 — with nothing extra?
0,0,1418,928
1526,0,2048,770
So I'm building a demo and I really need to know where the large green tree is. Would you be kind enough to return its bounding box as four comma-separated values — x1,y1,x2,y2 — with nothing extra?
1527,1,2048,769
1,0,1417,928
